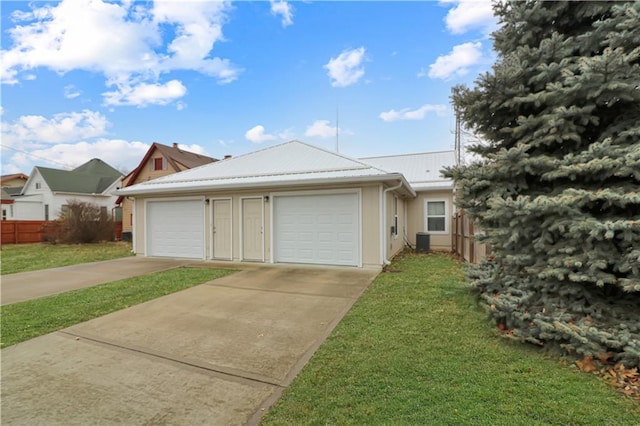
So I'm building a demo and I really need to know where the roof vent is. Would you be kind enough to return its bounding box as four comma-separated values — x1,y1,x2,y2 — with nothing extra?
172,143,179,148
224,155,232,160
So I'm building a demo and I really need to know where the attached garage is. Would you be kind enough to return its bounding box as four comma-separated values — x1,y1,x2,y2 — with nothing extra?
273,193,360,267
146,199,204,259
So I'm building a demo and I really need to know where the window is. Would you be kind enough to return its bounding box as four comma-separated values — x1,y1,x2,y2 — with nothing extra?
424,200,447,233
61,204,70,216
44,204,49,221
2,209,6,221
35,182,41,189
152,157,165,171
392,195,399,237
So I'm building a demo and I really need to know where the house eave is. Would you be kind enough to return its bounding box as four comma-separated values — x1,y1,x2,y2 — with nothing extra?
116,173,417,198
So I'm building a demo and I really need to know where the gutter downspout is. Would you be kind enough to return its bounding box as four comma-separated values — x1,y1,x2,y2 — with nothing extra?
382,180,403,266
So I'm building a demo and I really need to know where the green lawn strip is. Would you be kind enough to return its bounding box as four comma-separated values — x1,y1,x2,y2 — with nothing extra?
0,242,134,275
1,267,235,348
263,253,640,425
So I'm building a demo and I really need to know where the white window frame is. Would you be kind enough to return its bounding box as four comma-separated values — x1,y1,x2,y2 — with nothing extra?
151,157,166,171
392,195,399,238
424,199,448,234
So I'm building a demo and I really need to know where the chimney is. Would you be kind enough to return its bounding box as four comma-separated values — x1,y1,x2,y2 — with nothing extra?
224,155,232,160
173,143,178,148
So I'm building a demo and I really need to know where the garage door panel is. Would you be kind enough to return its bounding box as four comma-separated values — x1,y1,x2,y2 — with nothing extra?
274,193,359,267
147,200,204,259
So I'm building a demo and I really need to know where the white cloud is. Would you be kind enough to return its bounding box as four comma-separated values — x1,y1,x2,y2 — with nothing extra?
174,143,207,155
11,139,150,172
64,84,81,99
442,0,497,35
245,125,276,143
379,104,447,122
270,0,293,27
1,110,110,146
417,68,428,78
305,120,337,139
176,101,187,111
0,0,240,106
103,80,187,107
428,42,483,80
324,47,366,88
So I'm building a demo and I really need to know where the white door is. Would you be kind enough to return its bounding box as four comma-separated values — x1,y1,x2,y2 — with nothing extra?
242,198,263,261
147,199,204,259
274,193,359,266
212,199,232,260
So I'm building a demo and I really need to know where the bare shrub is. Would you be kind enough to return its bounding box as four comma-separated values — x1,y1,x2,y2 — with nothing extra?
44,201,114,244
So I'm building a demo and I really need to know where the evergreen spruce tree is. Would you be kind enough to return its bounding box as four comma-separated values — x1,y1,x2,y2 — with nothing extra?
446,1,640,366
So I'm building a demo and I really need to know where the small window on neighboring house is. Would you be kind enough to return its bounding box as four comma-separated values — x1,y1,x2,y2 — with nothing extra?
425,200,447,233
61,204,69,217
2,209,6,221
152,157,165,171
35,182,41,189
44,204,49,221
393,195,399,237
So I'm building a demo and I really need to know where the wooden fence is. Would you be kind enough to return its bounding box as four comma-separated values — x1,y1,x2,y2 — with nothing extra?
1,220,124,245
452,211,490,264
1,220,48,245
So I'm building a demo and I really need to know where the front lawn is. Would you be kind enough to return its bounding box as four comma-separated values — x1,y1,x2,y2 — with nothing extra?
263,253,639,425
0,242,133,275
1,267,234,348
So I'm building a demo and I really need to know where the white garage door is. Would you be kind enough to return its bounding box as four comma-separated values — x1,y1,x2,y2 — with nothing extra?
274,193,359,266
147,199,204,259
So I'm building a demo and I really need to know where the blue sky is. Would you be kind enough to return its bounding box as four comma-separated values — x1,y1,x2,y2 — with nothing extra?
1,0,497,175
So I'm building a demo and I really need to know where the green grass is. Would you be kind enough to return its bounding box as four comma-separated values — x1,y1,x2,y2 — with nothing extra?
0,242,134,275
1,267,234,348
263,252,640,425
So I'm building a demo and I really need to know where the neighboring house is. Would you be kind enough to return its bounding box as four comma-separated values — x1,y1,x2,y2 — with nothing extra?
1,173,29,189
1,173,30,220
116,140,455,269
10,159,122,221
116,142,217,240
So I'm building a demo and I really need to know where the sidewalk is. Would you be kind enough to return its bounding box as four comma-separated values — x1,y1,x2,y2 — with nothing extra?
0,257,192,305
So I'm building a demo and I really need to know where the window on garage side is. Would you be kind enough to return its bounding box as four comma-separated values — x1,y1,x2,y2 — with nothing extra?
393,195,399,237
424,199,447,233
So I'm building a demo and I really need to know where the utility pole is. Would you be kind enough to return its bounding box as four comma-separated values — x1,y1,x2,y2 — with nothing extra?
453,89,462,167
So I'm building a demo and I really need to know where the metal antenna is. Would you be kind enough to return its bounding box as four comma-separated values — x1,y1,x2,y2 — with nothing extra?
336,107,340,153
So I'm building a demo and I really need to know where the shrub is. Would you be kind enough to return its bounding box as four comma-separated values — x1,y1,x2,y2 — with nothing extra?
44,201,115,244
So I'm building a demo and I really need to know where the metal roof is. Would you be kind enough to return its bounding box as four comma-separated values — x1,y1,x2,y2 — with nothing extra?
361,150,455,191
117,140,415,196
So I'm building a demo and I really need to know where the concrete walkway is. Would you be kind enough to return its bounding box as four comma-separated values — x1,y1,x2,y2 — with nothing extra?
1,257,193,305
1,264,378,425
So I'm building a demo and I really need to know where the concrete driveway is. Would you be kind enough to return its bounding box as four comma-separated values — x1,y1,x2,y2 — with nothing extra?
1,257,193,305
1,264,378,425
